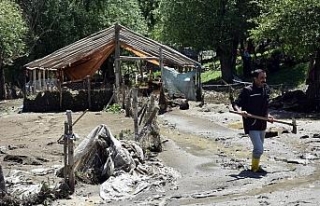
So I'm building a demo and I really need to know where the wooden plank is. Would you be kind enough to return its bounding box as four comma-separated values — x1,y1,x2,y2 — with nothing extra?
118,56,159,61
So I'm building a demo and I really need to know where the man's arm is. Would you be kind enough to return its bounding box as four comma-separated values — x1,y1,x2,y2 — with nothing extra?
233,88,249,117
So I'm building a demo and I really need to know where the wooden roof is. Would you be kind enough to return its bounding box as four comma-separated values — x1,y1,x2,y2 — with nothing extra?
25,24,200,80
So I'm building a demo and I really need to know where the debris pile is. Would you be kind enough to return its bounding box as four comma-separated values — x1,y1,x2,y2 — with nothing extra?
0,124,179,205
269,90,315,112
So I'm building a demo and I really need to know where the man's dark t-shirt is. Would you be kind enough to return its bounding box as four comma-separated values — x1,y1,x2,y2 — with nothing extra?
234,84,270,134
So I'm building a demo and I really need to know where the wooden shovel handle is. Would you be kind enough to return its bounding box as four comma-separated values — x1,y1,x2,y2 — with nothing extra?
229,110,295,126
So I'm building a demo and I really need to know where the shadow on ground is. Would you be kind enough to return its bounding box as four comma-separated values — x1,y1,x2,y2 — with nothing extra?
228,169,267,182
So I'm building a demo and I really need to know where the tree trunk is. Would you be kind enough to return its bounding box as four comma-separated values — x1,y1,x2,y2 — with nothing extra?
0,56,6,100
306,49,320,110
218,36,238,83
219,53,233,83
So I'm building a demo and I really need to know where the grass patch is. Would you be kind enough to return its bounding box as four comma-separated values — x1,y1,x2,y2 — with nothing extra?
201,61,308,88
201,69,221,83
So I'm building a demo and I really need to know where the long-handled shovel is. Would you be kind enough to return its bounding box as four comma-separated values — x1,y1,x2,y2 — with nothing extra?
229,110,297,134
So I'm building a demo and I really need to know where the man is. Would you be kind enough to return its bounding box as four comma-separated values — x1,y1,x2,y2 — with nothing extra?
233,69,273,172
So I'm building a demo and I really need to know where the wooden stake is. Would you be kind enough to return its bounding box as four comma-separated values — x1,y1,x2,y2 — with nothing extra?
0,165,6,195
132,87,139,140
63,121,68,182
63,110,75,193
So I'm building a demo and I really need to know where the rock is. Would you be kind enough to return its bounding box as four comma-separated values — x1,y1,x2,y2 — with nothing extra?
300,153,319,160
31,168,55,176
179,99,189,110
300,135,310,139
286,159,306,165
265,127,289,138
0,146,7,154
3,155,43,165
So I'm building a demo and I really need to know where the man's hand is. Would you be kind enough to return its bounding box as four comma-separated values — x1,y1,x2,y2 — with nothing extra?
239,110,248,118
268,115,274,123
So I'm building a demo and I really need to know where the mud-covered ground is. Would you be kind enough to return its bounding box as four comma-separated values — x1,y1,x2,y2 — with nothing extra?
1,95,320,206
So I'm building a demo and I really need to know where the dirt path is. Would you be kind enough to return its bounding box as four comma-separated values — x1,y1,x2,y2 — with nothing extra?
157,104,320,205
1,99,320,205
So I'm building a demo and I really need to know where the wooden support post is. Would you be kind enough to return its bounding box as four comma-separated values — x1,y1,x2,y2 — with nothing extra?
196,65,202,101
159,47,164,82
66,110,75,192
114,24,121,103
59,80,62,109
23,69,27,98
51,71,54,91
87,75,91,110
139,60,143,85
63,121,68,182
64,110,75,192
158,48,167,112
43,69,46,91
0,165,6,196
122,85,126,109
32,69,36,94
132,87,139,141
38,69,42,91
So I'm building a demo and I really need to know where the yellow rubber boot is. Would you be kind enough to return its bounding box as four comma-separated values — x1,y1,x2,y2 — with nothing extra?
251,157,260,172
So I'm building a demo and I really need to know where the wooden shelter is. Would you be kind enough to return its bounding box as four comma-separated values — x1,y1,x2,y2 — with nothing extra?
24,24,202,106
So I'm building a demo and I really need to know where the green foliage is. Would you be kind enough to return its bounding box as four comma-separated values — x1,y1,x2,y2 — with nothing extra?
0,0,28,64
157,0,216,49
268,62,309,87
156,0,261,82
137,0,160,31
104,103,122,113
103,0,148,35
18,0,148,59
157,0,260,50
250,0,320,57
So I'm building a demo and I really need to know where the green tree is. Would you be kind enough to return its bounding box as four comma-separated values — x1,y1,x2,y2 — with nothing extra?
137,0,160,31
251,0,320,102
0,0,28,100
18,0,147,60
103,0,148,33
158,0,259,82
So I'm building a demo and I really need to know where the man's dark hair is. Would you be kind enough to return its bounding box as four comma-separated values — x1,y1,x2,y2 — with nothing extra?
251,69,266,78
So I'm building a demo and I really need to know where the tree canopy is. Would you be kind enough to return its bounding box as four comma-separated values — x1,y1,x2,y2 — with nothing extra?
251,0,320,57
0,0,28,99
2,0,320,102
17,0,148,59
158,0,260,82
0,0,28,64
